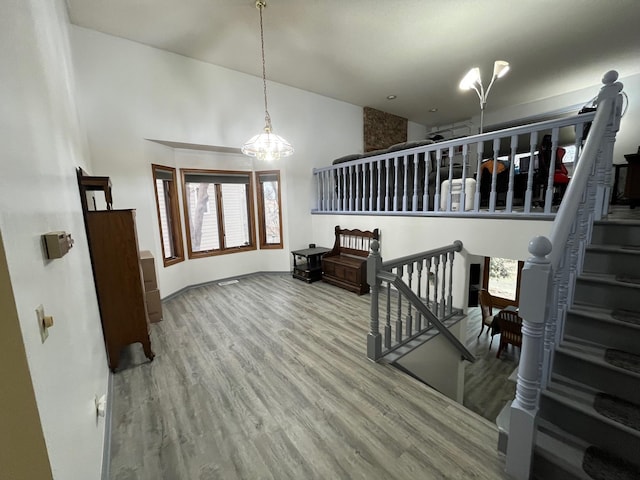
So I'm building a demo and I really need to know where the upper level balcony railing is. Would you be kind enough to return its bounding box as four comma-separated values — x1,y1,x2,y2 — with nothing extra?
312,111,598,218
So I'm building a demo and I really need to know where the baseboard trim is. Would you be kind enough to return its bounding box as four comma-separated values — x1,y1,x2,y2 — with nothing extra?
161,271,289,302
101,371,114,480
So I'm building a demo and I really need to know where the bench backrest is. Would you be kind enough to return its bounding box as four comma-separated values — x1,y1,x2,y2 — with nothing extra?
329,225,379,258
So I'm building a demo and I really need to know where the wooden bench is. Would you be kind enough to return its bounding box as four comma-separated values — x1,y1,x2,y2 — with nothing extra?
322,226,379,295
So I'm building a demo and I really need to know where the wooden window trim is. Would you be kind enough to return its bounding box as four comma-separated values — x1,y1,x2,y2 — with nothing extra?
255,170,284,250
180,168,257,259
151,164,184,267
482,257,524,309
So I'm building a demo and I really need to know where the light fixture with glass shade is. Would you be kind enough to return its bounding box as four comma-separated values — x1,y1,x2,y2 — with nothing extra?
459,60,510,133
241,0,294,161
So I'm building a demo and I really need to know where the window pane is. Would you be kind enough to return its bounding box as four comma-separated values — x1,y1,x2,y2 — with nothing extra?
221,184,250,248
256,170,283,249
488,257,518,301
181,168,256,258
186,182,220,252
261,180,281,244
152,165,184,266
155,179,173,258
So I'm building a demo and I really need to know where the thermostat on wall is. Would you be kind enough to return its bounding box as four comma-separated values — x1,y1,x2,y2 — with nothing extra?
43,231,74,259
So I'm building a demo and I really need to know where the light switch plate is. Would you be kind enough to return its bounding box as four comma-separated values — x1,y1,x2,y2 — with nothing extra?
36,304,48,342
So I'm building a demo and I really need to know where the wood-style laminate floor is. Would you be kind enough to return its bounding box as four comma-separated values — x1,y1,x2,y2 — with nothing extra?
110,273,510,480
463,308,519,423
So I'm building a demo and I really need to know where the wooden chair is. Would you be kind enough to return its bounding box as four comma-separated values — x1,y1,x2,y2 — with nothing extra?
478,289,497,348
495,309,523,358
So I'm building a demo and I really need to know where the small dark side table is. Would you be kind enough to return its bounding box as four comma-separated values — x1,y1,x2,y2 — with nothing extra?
291,247,330,283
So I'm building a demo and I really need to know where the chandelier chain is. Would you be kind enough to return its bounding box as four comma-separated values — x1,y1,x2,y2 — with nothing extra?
258,2,271,130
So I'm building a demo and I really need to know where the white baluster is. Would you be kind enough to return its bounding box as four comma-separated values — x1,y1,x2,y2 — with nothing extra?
405,262,414,336
460,144,469,211
490,137,500,212
433,255,440,318
412,154,419,211
434,150,442,212
474,140,483,212
525,130,538,213
416,260,423,330
448,250,455,316
396,265,404,342
423,152,430,212
440,253,447,317
543,128,560,213
506,134,517,212
401,156,409,211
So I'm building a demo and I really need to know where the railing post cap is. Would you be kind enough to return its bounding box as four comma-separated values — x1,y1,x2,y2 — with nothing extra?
528,236,552,259
453,240,463,251
371,239,380,252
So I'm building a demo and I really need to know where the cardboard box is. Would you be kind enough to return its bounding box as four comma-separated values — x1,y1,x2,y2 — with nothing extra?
139,250,158,291
145,288,162,323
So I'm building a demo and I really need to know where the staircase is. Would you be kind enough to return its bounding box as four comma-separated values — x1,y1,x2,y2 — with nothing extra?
532,218,640,479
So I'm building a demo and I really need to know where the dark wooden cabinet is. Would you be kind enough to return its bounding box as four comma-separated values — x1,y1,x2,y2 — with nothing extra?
86,210,154,371
78,169,154,372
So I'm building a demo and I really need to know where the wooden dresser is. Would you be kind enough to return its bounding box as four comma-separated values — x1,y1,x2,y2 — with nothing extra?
78,170,154,371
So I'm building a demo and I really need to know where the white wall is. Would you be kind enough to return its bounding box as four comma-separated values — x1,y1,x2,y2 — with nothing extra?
408,120,428,141
70,26,364,296
0,1,108,479
396,319,467,402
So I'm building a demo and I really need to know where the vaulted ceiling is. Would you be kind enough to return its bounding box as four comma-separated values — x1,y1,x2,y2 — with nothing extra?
66,0,640,127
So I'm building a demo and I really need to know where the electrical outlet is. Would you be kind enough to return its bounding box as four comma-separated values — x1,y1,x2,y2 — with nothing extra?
36,304,48,343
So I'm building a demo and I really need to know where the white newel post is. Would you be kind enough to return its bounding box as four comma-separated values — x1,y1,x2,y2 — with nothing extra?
506,236,552,480
367,240,382,361
594,71,624,220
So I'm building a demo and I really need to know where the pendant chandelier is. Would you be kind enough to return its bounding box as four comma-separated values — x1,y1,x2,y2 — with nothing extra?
241,0,294,161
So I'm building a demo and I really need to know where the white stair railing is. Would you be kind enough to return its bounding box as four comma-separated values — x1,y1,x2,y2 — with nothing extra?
366,239,473,363
505,70,625,480
313,113,597,217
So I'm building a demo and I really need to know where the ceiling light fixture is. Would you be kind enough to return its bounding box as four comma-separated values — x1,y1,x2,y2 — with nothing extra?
386,95,397,100
459,60,510,133
241,1,293,161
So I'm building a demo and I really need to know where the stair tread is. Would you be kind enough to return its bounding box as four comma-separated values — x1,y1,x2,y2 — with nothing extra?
547,374,640,432
568,305,640,331
535,423,591,480
578,272,640,288
542,388,640,438
537,420,640,479
586,244,640,254
557,337,640,379
594,218,640,227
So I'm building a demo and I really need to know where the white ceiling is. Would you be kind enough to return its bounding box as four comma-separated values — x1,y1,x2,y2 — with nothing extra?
66,0,640,127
